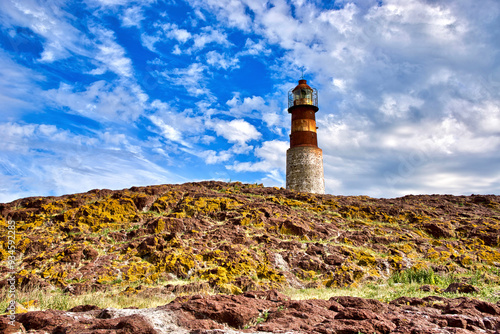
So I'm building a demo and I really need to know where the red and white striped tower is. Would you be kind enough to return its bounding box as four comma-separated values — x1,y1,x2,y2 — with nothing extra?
286,79,325,194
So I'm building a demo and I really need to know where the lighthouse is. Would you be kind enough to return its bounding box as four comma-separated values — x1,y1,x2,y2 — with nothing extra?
286,79,325,194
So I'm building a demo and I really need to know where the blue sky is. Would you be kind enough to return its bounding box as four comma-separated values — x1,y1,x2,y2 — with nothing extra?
1,0,499,202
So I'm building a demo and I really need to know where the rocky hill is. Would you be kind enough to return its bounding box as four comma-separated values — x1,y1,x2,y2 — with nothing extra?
1,181,499,333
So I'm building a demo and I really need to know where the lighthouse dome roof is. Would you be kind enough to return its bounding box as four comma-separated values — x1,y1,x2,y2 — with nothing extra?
292,79,313,92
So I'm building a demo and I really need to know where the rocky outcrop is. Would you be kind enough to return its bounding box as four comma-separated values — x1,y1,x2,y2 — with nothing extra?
3,290,500,333
1,182,499,294
1,182,499,333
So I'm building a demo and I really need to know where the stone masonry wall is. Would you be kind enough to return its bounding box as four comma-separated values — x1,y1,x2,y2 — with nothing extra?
286,146,325,194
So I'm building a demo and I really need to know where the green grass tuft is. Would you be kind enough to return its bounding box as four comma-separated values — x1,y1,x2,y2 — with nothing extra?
389,268,442,285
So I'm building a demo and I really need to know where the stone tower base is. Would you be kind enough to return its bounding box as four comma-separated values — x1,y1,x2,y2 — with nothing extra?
286,146,325,194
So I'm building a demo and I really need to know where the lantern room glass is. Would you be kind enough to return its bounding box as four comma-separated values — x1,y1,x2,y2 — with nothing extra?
293,88,313,105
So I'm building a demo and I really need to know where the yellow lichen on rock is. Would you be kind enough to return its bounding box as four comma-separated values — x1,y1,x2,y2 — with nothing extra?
239,210,265,227
172,196,243,218
151,191,183,212
355,251,377,267
73,197,138,232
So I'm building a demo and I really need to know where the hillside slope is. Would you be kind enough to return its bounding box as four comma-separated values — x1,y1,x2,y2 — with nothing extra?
1,182,500,333
1,181,499,295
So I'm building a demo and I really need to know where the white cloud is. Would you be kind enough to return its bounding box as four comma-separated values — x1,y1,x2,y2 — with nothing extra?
379,94,424,118
332,78,346,92
85,0,135,6
223,94,286,134
199,150,232,164
0,51,46,117
445,99,500,135
418,171,500,195
0,121,184,202
226,94,265,114
171,28,192,43
0,122,36,152
120,6,145,28
149,116,183,143
254,140,288,171
206,50,239,70
158,23,192,43
211,119,261,144
229,140,288,172
227,140,287,188
318,3,358,35
153,23,230,55
259,169,286,187
239,38,272,56
365,0,466,44
192,27,230,49
381,157,500,198
200,135,215,144
186,0,252,30
0,151,183,203
46,81,147,122
89,26,134,78
432,116,500,154
0,0,91,62
150,101,204,133
474,103,500,134
140,33,160,52
172,45,182,55
160,63,214,98
318,115,370,153
147,101,206,148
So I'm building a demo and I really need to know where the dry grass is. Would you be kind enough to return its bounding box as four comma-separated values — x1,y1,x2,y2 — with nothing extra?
2,270,499,313
283,282,500,304
0,280,192,313
283,269,500,304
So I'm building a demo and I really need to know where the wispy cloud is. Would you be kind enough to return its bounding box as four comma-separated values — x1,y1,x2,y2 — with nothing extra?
88,25,135,78
1,0,91,61
0,51,44,117
206,50,239,70
45,80,147,122
120,6,145,28
185,0,252,31
0,121,184,202
158,62,215,99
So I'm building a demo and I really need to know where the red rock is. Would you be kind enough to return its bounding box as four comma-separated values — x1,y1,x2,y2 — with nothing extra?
3,293,500,334
0,316,25,334
114,315,158,334
444,283,480,294
68,304,101,312
17,310,78,331
423,222,455,238
330,296,388,312
445,316,468,329
176,295,261,328
334,307,380,320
